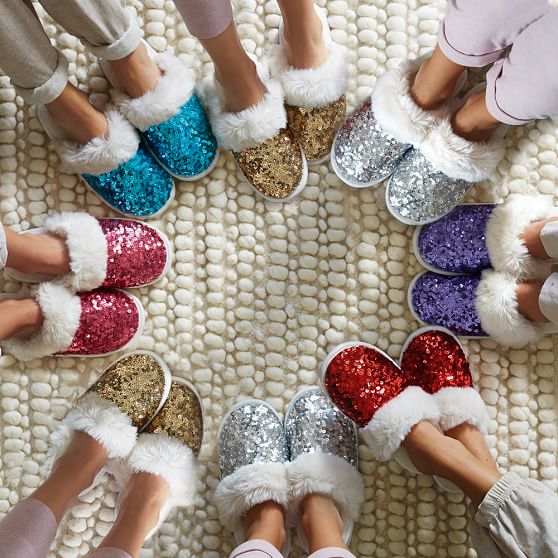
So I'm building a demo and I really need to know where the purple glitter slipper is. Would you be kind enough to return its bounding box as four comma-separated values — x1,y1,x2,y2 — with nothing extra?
408,270,557,347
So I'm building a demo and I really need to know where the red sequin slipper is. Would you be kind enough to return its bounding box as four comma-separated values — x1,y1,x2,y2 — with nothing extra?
0,283,144,361
321,341,440,461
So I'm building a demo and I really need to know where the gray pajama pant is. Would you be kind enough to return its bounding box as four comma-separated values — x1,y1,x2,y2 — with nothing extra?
539,221,558,324
0,0,141,105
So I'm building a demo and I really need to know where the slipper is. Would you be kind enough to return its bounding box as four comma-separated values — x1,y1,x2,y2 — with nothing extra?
271,6,347,164
37,106,175,219
285,387,363,552
413,195,558,277
408,270,558,347
4,212,171,290
215,400,290,556
0,283,144,361
102,43,219,181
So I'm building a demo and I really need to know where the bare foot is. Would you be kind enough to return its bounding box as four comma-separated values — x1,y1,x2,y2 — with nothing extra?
282,8,327,69
516,281,549,323
451,90,500,142
0,298,42,340
520,217,558,259
244,501,286,551
445,423,497,471
301,493,346,553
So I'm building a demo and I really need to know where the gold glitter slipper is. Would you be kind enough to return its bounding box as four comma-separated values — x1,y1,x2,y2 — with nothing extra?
45,351,172,495
204,63,308,202
270,6,347,165
111,377,204,540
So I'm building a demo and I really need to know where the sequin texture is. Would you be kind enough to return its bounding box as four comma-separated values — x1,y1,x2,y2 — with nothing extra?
235,128,304,199
285,388,358,467
324,344,408,427
87,353,167,429
83,142,174,217
410,273,486,337
416,205,496,274
332,98,409,186
142,94,218,179
287,96,346,163
218,401,288,479
388,149,472,224
60,289,141,355
401,330,472,393
146,381,203,456
99,219,168,288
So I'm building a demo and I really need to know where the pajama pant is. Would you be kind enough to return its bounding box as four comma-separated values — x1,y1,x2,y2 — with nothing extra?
0,0,141,104
440,0,558,125
539,221,558,324
172,0,234,40
230,540,355,558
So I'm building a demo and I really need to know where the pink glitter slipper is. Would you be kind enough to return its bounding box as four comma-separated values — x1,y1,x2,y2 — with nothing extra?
0,283,144,361
5,212,171,290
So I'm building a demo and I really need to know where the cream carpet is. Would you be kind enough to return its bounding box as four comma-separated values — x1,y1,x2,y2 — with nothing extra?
0,0,556,557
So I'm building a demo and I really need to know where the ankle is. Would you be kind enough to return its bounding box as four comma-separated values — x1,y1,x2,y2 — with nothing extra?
411,64,455,110
451,92,500,142
282,10,327,69
216,59,266,112
516,281,548,323
0,298,42,340
301,494,345,552
244,501,286,551
520,218,558,259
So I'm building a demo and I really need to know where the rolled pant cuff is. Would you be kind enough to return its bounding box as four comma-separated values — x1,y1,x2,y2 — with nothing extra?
230,540,283,558
539,272,558,324
308,548,357,558
475,472,524,528
0,224,7,268
541,220,558,259
86,9,141,61
14,50,69,105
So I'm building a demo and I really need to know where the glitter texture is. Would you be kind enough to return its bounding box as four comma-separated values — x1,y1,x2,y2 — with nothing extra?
332,98,410,186
83,142,174,217
100,219,168,288
401,330,472,393
87,353,167,429
235,128,304,199
416,205,496,274
145,380,203,456
287,96,346,163
324,344,408,428
388,149,472,225
218,401,288,479
142,94,218,179
60,289,141,355
410,273,486,337
285,387,358,467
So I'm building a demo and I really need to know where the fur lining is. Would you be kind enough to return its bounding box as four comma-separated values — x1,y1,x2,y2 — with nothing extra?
486,195,554,279
203,66,287,152
372,57,438,146
475,270,543,347
44,392,137,475
44,212,108,291
115,53,196,131
550,0,558,6
288,452,364,524
361,386,440,461
214,462,289,535
269,42,348,108
57,110,139,175
1,283,81,361
435,386,490,435
420,117,505,182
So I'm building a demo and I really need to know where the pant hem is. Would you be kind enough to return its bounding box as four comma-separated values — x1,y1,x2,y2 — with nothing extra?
86,9,141,61
475,472,524,528
308,548,357,558
541,221,558,259
539,272,558,324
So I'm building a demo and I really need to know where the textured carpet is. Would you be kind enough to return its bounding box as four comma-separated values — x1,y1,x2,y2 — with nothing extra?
0,1,556,557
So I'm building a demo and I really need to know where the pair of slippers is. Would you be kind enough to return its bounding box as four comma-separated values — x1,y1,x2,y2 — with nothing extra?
47,351,203,540
331,56,505,225
409,195,558,347
214,388,364,556
0,212,171,361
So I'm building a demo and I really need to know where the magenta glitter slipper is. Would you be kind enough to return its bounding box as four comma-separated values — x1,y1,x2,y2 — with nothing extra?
0,283,144,361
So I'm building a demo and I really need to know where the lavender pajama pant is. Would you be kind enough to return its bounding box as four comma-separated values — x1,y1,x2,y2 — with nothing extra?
172,0,234,40
230,540,355,558
439,0,558,124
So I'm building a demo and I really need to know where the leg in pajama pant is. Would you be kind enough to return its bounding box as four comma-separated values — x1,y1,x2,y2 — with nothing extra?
439,0,558,124
172,0,234,40
0,0,140,104
229,540,357,558
538,220,558,325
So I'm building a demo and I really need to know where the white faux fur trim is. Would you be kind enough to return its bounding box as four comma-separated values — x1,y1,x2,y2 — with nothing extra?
203,66,287,152
420,117,505,182
486,195,554,279
115,53,195,131
288,452,364,524
44,212,108,291
45,392,137,474
549,0,558,6
372,57,438,146
57,110,139,175
361,386,440,461
269,42,347,108
435,386,490,435
214,461,289,535
1,283,80,361
475,270,543,347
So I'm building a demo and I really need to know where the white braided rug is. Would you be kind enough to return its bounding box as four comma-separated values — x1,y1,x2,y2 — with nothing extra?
0,1,556,557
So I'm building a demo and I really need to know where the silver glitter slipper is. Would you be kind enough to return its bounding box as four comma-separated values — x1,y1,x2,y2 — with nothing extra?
215,400,291,554
285,387,364,552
